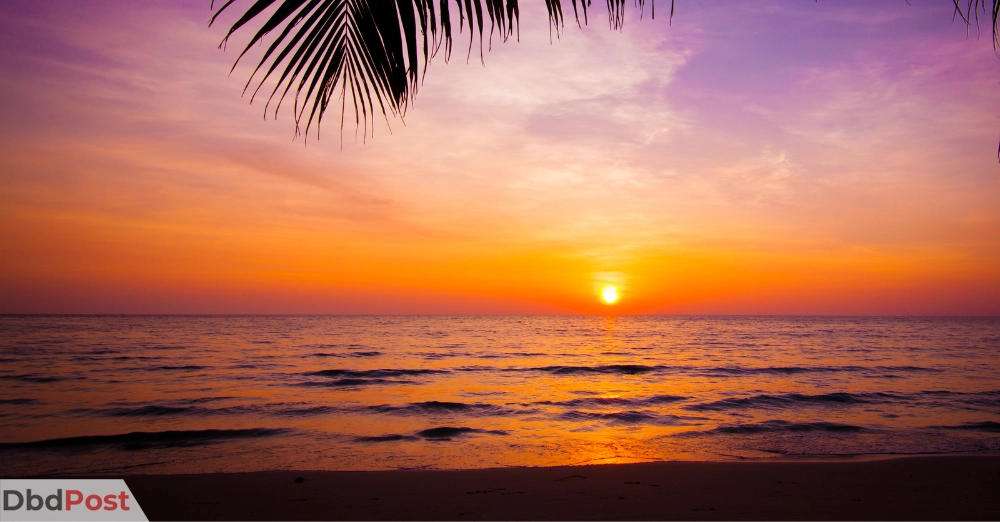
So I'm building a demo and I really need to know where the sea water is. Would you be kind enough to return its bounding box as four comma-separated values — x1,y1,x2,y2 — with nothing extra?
1,315,998,475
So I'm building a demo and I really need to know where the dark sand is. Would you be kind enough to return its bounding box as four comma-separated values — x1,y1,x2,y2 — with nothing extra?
118,456,999,520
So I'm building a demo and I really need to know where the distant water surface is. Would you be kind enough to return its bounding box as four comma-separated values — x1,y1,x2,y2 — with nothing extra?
0,315,998,475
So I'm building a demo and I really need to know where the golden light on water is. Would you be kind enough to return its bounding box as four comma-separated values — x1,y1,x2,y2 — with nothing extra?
600,285,620,305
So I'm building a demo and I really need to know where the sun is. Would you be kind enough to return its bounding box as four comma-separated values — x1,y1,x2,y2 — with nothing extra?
600,285,620,305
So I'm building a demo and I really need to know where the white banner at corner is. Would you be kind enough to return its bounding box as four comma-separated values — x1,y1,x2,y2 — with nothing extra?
0,480,147,522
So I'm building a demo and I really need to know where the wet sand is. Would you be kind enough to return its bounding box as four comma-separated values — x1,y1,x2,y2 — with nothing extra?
121,455,999,520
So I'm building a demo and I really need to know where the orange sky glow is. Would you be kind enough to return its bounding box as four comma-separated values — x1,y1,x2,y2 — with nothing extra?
1,1,998,314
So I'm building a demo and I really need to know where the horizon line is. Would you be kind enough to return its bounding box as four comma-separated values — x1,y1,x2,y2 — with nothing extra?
2,313,998,319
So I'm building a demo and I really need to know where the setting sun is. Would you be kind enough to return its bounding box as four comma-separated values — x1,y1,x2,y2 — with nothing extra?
600,285,620,305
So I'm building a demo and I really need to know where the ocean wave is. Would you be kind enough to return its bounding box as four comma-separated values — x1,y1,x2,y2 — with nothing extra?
311,352,382,358
416,427,509,440
119,401,350,417
151,365,208,371
299,378,408,387
415,351,474,360
104,405,201,416
365,401,520,416
299,343,373,350
0,374,77,383
537,395,687,408
695,420,866,434
271,405,341,415
682,390,1000,412
306,369,449,378
697,366,864,376
876,365,942,372
94,405,258,417
82,350,119,355
172,397,236,405
526,364,662,375
685,392,898,411
485,352,548,358
693,365,939,377
920,390,1000,408
0,428,291,450
644,394,690,404
559,410,692,426
933,421,1000,433
229,364,282,370
299,368,447,387
353,434,419,443
0,398,38,405
143,344,187,350
454,365,496,372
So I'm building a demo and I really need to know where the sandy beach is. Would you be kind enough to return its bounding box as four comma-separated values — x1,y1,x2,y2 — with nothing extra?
115,455,1000,520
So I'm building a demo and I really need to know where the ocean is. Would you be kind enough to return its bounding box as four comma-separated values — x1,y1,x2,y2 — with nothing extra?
1,315,998,475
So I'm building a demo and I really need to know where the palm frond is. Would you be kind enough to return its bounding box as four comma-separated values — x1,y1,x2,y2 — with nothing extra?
951,1,1000,162
952,0,1000,49
209,0,674,140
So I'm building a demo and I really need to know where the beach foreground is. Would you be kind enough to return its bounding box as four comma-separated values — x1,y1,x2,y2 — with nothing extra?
120,456,1000,520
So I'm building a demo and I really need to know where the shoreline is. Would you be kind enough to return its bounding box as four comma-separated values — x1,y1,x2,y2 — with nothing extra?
34,454,999,520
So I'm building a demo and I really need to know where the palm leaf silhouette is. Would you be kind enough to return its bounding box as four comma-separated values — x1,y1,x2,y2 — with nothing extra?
211,0,999,143
953,0,1000,45
952,1,1000,159
209,0,669,139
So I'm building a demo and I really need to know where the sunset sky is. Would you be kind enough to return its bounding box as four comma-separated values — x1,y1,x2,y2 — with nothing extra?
1,0,998,315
